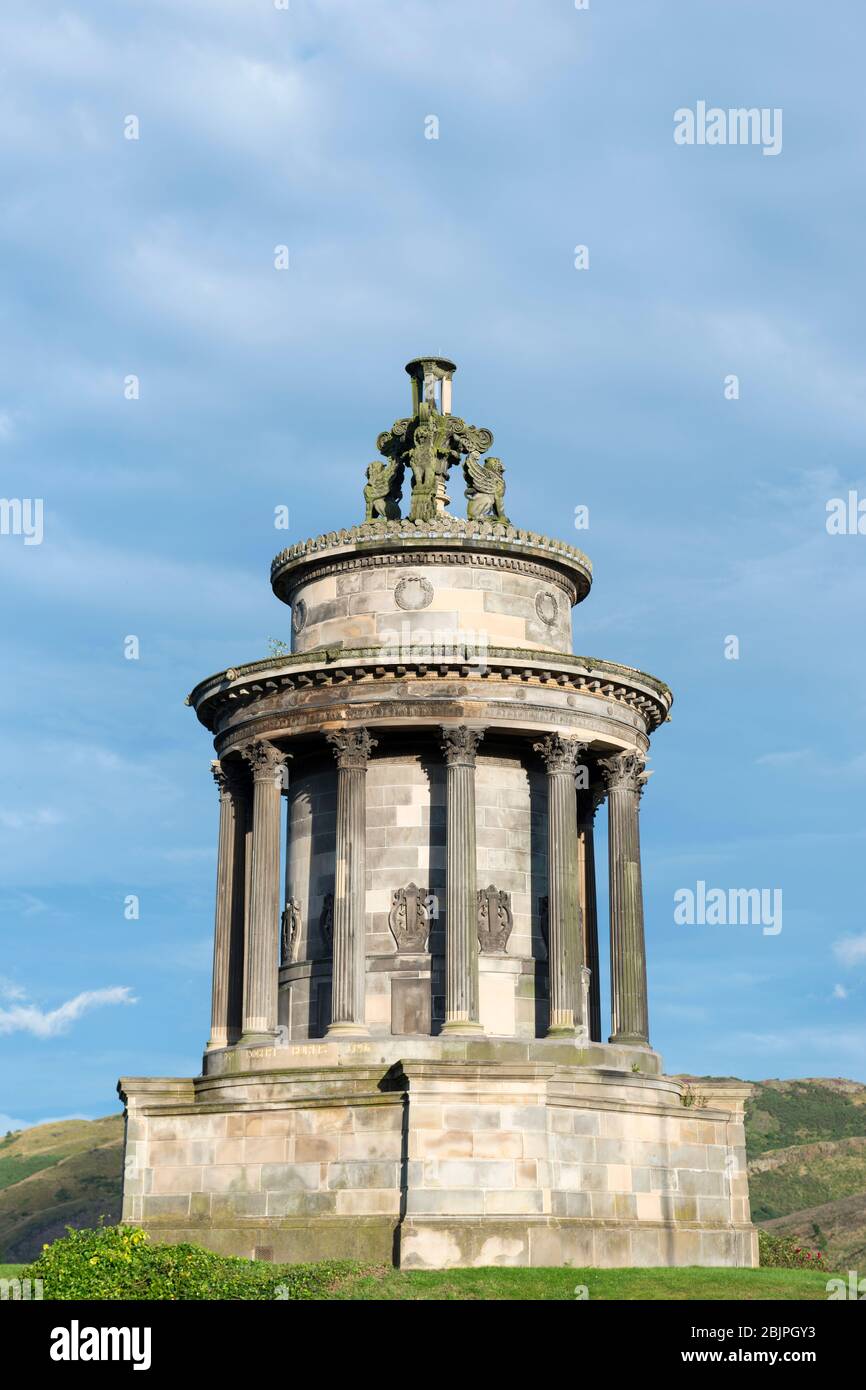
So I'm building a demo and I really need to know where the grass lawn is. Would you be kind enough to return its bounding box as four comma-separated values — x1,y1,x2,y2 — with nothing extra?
322,1265,834,1301
0,1261,834,1300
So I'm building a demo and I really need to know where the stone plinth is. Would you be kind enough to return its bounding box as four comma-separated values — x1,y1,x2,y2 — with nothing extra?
119,1051,756,1269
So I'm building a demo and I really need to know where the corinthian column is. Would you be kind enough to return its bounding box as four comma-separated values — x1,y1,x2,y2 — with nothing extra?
326,728,377,1035
534,734,586,1037
239,739,287,1044
207,759,249,1049
440,725,484,1034
599,750,649,1046
577,782,605,1043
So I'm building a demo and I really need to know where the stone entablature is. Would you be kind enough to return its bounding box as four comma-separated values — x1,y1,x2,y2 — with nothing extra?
187,649,673,737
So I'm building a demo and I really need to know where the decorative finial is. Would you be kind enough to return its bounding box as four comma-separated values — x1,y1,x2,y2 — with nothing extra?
404,356,457,416
366,358,509,526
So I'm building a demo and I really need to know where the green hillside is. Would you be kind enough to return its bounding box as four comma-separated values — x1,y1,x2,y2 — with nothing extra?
0,1116,123,1263
748,1137,866,1222
762,1192,866,1270
744,1078,866,1158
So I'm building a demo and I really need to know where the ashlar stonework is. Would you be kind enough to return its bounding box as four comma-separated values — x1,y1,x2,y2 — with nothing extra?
119,357,757,1270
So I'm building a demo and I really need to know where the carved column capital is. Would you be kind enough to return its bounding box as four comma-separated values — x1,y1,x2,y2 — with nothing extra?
598,749,647,794
440,725,484,767
212,758,248,801
240,739,289,785
533,733,587,776
326,727,378,770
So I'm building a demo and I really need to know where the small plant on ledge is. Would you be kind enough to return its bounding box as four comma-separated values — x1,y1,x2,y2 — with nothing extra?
680,1083,708,1109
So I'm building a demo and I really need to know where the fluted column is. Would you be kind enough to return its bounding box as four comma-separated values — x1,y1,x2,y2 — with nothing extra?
207,759,249,1049
534,735,586,1037
326,728,377,1035
600,750,649,1046
239,739,287,1044
440,726,485,1034
577,782,605,1043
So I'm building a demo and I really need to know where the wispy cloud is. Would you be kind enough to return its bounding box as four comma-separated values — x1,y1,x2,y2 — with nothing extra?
834,934,866,969
0,808,64,831
0,986,136,1038
755,750,810,768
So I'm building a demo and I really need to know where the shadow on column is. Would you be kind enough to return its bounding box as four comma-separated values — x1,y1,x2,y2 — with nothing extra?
529,761,550,1038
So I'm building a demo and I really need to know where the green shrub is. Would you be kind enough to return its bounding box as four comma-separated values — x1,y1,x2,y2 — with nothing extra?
23,1224,359,1301
758,1230,827,1271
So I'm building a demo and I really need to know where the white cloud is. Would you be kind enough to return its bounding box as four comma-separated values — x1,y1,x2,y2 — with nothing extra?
0,986,136,1038
0,808,65,831
755,749,810,767
833,934,866,968
832,984,849,1000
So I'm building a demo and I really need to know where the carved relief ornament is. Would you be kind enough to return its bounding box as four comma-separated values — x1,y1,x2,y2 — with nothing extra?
476,886,513,953
388,884,430,952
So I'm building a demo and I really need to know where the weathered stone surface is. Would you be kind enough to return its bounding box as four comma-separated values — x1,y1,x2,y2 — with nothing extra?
116,1064,757,1270
121,359,757,1273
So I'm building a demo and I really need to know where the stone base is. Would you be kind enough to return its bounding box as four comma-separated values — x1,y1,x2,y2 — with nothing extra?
118,1045,757,1270
397,1218,756,1269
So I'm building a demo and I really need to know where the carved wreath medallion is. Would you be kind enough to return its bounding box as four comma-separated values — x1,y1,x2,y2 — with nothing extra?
291,597,307,634
535,590,558,626
394,574,434,611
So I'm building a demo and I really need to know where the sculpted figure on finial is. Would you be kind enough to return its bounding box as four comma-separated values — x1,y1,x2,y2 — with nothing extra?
363,458,404,521
464,454,509,524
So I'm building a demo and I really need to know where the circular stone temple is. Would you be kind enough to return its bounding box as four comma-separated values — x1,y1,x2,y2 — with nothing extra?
118,358,757,1270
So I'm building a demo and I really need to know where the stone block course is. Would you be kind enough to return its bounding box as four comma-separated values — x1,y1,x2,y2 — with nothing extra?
121,1061,756,1270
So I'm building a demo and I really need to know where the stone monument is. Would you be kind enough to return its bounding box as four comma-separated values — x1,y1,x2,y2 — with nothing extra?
118,357,757,1269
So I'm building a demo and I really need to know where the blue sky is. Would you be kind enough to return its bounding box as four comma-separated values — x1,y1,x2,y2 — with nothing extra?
1,0,865,1128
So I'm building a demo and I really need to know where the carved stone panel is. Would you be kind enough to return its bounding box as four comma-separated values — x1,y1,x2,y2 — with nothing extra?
388,883,430,952
477,885,513,953
391,977,432,1036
